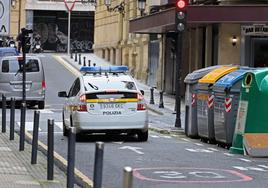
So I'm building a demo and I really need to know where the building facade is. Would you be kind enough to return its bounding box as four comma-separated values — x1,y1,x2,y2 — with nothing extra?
5,0,95,52
94,0,163,87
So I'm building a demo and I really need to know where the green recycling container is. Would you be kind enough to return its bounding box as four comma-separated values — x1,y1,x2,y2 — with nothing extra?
230,68,268,154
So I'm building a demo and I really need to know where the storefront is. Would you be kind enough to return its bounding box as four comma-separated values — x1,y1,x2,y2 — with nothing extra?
129,5,268,95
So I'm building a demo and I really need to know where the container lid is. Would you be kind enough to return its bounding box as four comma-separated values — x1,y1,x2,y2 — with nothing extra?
214,69,250,88
198,66,238,84
184,65,221,84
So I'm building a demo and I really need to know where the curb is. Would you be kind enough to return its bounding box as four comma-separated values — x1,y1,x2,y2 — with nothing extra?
149,127,185,136
24,131,93,188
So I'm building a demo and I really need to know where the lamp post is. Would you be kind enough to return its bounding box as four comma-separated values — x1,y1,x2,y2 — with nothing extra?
104,0,125,15
137,0,146,16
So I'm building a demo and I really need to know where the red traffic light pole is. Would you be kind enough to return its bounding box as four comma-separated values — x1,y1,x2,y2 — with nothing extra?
175,0,187,128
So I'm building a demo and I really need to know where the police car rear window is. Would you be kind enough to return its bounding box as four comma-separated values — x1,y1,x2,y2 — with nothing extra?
1,59,40,73
86,92,137,99
85,81,136,91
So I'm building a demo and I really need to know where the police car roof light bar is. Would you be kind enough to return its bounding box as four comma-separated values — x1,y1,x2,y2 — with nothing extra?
80,66,129,73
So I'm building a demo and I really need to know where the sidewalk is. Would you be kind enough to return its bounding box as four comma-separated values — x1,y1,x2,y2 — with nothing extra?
59,53,186,134
0,131,67,188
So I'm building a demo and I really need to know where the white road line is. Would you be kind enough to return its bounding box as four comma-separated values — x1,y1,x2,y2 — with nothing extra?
239,158,252,162
181,138,190,142
233,166,248,171
207,147,219,151
39,109,54,114
185,148,214,153
17,122,41,131
223,153,235,157
150,135,159,138
194,143,204,146
54,122,63,130
258,165,268,169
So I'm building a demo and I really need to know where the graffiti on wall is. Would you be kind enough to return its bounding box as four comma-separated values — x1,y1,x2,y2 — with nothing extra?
33,21,93,52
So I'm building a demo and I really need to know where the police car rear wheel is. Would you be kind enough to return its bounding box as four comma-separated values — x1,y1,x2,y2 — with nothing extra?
137,130,148,142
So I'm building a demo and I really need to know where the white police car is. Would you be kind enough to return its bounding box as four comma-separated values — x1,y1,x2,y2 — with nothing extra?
58,66,148,141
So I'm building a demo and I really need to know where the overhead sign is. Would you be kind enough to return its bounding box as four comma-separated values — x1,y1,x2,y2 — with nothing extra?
242,25,268,36
64,0,77,12
0,0,10,36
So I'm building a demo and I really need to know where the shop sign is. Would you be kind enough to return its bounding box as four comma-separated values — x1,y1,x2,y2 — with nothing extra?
242,25,268,36
0,0,10,36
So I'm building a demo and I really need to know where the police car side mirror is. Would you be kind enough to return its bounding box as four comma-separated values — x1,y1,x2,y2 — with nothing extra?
58,91,67,98
140,90,145,95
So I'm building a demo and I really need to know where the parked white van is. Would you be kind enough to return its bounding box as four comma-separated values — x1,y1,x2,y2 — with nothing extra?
0,55,46,109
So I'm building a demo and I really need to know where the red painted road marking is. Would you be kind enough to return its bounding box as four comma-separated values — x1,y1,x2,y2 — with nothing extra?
225,98,232,112
133,167,253,183
207,95,214,109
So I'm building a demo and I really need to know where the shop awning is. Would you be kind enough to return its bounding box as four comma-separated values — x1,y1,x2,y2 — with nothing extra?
129,5,268,34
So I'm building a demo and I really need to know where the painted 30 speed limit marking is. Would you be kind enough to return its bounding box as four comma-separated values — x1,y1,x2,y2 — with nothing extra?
133,167,252,183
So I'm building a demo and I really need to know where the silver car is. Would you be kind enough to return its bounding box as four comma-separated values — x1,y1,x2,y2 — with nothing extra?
58,66,149,141
0,55,46,109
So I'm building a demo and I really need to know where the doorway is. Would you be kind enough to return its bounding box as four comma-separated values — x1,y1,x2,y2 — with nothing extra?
251,37,268,67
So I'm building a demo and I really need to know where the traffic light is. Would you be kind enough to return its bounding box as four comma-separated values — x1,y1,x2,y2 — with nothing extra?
175,0,188,32
21,28,33,53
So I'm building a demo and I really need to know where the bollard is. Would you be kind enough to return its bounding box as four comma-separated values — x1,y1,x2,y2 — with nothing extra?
31,111,40,164
78,54,81,65
74,51,77,62
93,63,96,67
123,167,133,188
149,87,155,104
67,127,76,188
159,91,164,108
19,102,26,151
9,98,15,140
70,50,73,59
1,94,6,133
93,142,104,188
83,56,86,66
47,119,54,180
88,60,91,67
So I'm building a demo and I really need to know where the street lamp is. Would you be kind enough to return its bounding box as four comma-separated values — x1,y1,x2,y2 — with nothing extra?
11,0,17,8
137,0,146,16
104,0,125,15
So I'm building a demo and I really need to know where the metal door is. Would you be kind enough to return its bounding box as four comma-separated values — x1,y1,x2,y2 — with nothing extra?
147,40,159,87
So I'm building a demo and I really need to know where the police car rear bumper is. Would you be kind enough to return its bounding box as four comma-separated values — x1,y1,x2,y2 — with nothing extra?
72,111,148,133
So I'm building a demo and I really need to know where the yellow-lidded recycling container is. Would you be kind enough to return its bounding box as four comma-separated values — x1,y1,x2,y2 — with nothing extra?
196,66,238,143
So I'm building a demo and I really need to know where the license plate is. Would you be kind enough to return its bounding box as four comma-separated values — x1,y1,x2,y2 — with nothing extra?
100,103,124,109
14,84,30,89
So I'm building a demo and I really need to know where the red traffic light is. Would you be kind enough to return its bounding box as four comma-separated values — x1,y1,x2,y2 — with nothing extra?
176,0,186,9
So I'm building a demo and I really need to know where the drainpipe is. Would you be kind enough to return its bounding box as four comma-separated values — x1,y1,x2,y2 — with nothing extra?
18,0,22,34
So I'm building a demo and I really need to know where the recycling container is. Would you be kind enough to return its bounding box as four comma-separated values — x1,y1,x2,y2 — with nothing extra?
230,68,268,154
184,65,221,138
213,69,251,147
196,66,238,143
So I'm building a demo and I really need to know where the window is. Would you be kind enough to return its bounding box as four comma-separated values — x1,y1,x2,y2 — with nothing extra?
68,78,80,97
1,59,40,73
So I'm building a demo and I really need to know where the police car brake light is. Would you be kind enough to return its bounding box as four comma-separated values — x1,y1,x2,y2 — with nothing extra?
80,66,129,73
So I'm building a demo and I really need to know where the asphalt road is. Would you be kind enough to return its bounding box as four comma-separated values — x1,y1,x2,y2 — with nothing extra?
6,54,268,188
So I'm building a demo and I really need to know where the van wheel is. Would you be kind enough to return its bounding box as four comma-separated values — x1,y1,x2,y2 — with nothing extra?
38,101,45,109
137,130,148,142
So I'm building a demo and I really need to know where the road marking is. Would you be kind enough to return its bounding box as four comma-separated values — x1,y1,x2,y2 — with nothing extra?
207,148,219,152
39,109,54,114
223,153,235,157
233,166,267,172
194,143,204,146
55,121,63,130
16,122,41,131
239,158,252,162
0,147,11,152
185,148,214,153
181,138,190,142
119,146,144,155
258,165,268,169
53,55,81,77
150,135,159,138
